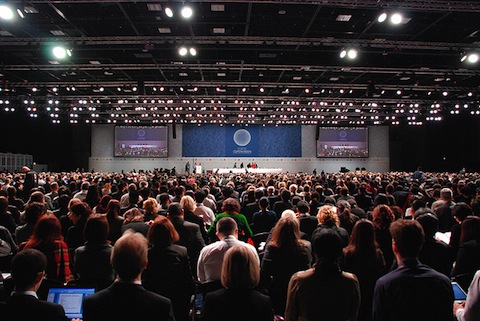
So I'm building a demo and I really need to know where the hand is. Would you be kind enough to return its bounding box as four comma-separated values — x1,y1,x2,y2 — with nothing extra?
453,301,465,315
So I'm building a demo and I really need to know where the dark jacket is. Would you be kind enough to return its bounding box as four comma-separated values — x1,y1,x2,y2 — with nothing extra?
83,282,175,321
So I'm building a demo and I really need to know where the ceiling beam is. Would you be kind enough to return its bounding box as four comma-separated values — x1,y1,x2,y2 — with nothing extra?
10,1,480,13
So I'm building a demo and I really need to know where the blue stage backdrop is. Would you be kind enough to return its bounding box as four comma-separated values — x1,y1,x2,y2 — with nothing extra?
182,125,302,157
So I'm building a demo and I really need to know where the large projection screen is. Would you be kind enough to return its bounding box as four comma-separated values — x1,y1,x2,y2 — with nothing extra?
316,127,369,158
114,126,168,158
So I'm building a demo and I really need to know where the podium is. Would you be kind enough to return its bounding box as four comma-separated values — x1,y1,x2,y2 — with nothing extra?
195,165,202,174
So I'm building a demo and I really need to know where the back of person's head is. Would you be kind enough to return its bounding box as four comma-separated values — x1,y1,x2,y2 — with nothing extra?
221,246,259,290
11,249,47,290
460,216,480,245
111,230,148,282
373,193,389,207
81,181,90,191
140,188,151,200
216,217,238,236
222,186,233,198
123,208,143,223
180,195,196,212
312,228,344,264
99,195,112,209
413,207,434,220
28,191,44,204
346,219,376,253
416,213,439,240
323,196,336,206
452,202,473,222
70,202,92,222
143,198,158,215
340,187,349,197
159,192,171,205
317,205,339,226
167,202,183,217
390,219,424,259
270,215,301,248
280,189,291,202
128,190,140,204
106,199,120,218
440,188,453,201
254,188,264,200
175,186,186,197
24,202,47,224
7,186,17,198
27,215,62,248
258,196,269,210
194,190,206,203
84,215,109,244
336,200,351,212
296,200,310,214
147,215,179,247
221,198,241,213
371,204,395,230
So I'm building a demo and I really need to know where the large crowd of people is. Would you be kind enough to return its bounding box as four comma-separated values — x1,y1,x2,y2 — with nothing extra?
0,167,480,320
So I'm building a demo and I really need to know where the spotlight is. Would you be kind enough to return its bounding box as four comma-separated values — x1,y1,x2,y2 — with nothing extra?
340,48,358,60
347,49,358,59
377,13,387,23
181,6,193,19
52,46,72,59
462,53,480,64
390,13,403,25
0,6,14,20
165,7,173,18
189,47,197,56
178,47,188,56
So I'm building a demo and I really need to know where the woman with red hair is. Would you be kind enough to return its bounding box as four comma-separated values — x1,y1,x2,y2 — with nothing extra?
19,215,71,283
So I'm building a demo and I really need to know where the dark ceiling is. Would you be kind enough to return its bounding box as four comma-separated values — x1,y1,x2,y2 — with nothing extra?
0,0,479,126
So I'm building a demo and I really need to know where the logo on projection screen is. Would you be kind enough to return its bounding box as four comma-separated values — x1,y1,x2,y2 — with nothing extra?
137,129,146,138
233,129,251,147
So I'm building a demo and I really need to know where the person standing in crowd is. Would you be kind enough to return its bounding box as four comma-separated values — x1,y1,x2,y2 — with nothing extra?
198,217,258,285
372,219,453,321
285,228,360,321
208,198,252,242
343,219,386,321
202,246,274,321
83,230,175,321
261,215,311,317
4,249,69,321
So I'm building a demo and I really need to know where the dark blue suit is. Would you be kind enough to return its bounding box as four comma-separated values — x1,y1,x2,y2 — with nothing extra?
83,282,175,321
373,259,454,321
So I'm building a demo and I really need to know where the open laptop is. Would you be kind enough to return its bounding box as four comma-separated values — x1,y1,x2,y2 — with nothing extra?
47,287,95,319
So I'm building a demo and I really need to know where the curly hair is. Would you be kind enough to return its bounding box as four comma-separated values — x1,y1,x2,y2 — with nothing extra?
371,204,395,230
317,205,340,227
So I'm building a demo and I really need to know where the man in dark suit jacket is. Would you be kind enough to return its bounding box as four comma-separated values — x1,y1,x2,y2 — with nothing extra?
5,249,68,321
168,202,205,277
372,220,454,321
83,230,175,321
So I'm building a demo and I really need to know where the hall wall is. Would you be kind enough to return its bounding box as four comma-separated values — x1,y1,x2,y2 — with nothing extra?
89,125,390,173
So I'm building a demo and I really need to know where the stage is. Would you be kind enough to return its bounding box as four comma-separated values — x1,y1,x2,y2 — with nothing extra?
211,168,283,174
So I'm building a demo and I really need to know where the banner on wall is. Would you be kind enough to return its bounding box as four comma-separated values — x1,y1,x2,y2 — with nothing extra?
182,125,301,157
225,126,259,157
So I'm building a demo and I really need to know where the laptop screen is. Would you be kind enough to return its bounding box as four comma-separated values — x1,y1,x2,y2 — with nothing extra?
47,287,95,319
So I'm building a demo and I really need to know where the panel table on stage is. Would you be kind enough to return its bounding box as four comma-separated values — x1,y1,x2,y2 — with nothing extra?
212,168,282,174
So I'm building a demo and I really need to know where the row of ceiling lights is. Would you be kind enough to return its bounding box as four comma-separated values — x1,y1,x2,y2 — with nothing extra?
0,6,476,65
15,85,479,99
